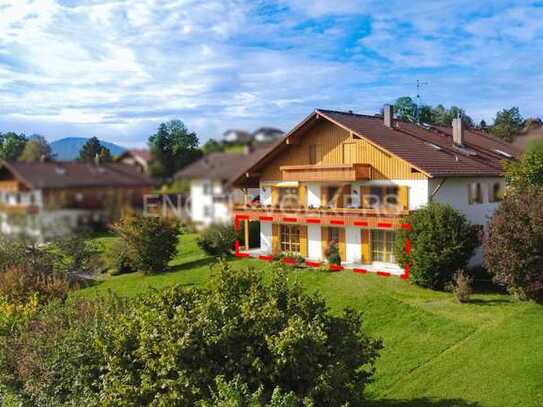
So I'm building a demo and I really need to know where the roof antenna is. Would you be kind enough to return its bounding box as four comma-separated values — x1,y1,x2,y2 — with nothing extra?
415,79,428,123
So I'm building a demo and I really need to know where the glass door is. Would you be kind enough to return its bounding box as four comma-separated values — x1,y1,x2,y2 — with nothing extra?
371,230,396,263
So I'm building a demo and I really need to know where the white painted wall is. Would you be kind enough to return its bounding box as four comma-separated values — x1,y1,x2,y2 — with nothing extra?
307,224,322,260
345,226,361,263
260,222,272,254
306,183,321,208
190,180,231,226
260,183,272,206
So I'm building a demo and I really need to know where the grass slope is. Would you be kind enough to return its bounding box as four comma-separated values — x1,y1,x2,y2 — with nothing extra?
79,234,543,407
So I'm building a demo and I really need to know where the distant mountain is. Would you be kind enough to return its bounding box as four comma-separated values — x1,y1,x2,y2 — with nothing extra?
50,137,125,161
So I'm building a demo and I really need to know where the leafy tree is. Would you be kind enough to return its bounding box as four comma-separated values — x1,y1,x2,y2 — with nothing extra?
78,137,112,163
202,138,225,154
490,107,524,142
19,135,53,162
393,96,417,122
484,187,543,301
0,132,27,161
113,215,179,274
504,140,543,192
477,119,487,130
197,223,239,257
148,120,202,178
394,203,480,289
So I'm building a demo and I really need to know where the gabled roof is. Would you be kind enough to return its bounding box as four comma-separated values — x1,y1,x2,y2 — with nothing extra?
118,149,151,162
232,109,520,185
0,161,157,190
175,147,272,183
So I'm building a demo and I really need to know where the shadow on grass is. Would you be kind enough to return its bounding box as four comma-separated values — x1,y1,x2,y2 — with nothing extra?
468,297,511,306
367,397,482,407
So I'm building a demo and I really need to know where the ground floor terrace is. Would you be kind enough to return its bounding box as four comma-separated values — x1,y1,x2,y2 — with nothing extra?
234,208,411,278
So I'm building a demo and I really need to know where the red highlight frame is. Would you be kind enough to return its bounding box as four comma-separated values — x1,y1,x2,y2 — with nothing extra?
353,268,368,274
259,216,273,222
283,217,297,222
330,219,345,225
377,271,391,277
282,257,297,265
354,221,369,227
305,260,321,268
329,264,344,272
305,218,321,224
377,222,392,228
259,255,273,261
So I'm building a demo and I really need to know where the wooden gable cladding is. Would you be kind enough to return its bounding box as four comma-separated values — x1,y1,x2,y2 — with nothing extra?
0,180,23,192
259,119,426,182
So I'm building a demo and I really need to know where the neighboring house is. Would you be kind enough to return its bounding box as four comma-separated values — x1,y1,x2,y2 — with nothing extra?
117,149,152,174
0,161,156,241
232,106,520,275
252,127,284,144
175,148,271,226
223,129,253,145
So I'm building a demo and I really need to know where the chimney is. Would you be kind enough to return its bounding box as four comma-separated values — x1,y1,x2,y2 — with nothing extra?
452,117,464,146
384,104,393,128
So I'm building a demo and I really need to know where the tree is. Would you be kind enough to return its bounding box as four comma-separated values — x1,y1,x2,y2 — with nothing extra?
19,135,53,162
490,107,524,142
394,203,480,289
0,132,27,161
504,140,543,192
393,96,417,122
484,187,543,301
78,137,112,163
148,120,202,178
202,138,225,155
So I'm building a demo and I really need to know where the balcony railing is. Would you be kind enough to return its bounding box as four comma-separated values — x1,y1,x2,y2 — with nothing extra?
233,204,407,229
0,203,39,214
280,163,371,182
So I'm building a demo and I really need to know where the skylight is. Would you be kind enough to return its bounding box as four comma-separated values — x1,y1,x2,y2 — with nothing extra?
495,149,513,158
425,142,442,150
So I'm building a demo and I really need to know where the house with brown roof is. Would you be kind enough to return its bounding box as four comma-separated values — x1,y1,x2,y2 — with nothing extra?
175,148,271,226
232,105,520,275
0,161,156,240
117,149,152,174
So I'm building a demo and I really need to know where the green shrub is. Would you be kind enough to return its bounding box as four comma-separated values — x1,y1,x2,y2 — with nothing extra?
0,262,382,406
394,203,479,290
114,215,180,274
450,270,473,303
104,239,136,275
197,223,239,256
325,241,341,265
484,188,543,301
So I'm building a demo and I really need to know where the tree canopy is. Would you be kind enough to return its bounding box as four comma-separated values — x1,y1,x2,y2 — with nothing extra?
148,120,202,178
78,137,112,163
0,132,27,161
391,97,474,127
19,135,53,162
490,107,524,142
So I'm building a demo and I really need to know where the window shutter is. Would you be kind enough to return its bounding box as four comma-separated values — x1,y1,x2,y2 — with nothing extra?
271,187,279,206
298,185,306,207
338,228,346,263
321,226,328,258
299,225,308,257
399,186,409,210
361,230,371,263
272,224,280,254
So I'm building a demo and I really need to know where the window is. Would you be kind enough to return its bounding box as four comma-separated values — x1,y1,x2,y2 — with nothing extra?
203,183,211,195
203,205,212,217
326,186,340,208
489,182,503,203
371,230,396,263
280,224,300,255
468,183,483,205
365,186,398,209
328,227,340,244
278,187,299,208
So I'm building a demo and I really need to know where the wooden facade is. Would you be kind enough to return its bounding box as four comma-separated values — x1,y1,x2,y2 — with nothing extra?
260,120,427,182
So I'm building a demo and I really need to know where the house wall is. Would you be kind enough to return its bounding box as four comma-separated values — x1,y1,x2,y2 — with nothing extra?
307,224,322,259
260,222,272,253
345,226,361,263
190,180,230,225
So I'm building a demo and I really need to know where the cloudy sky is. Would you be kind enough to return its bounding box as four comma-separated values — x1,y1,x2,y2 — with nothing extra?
1,0,543,147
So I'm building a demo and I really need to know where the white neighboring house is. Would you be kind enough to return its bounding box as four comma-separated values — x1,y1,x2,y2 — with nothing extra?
175,149,271,227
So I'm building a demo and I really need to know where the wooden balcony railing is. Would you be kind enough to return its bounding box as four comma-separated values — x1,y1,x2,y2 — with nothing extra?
280,163,372,182
233,204,408,229
0,204,39,214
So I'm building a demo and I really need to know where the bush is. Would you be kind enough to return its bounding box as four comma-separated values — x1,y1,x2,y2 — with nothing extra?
0,261,382,406
450,270,473,303
484,188,543,301
104,239,136,275
197,223,239,257
114,215,180,274
394,203,479,290
325,241,341,265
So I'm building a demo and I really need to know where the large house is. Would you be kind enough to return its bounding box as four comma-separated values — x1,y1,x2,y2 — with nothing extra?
0,161,156,240
232,106,520,275
175,148,271,226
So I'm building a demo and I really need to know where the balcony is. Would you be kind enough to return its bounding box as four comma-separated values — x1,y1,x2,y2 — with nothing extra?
233,204,408,229
280,163,371,182
0,203,39,215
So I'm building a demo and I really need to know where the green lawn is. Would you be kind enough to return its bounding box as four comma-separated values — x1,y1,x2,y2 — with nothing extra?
80,234,543,407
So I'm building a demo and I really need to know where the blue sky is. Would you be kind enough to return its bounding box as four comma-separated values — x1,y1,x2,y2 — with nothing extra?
1,0,543,147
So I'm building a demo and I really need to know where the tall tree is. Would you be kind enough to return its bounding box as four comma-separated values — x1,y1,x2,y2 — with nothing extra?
19,135,53,162
391,98,473,126
490,107,524,142
78,137,112,163
202,138,225,155
148,120,202,178
393,96,417,122
0,132,27,161
504,140,543,192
